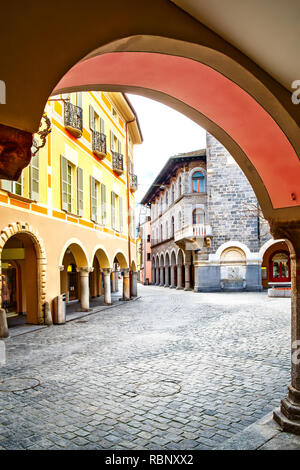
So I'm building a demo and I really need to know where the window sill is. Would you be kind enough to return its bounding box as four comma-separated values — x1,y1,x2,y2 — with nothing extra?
6,192,36,203
62,210,82,218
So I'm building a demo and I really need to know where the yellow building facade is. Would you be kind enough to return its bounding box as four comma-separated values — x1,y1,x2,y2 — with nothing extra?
0,91,141,328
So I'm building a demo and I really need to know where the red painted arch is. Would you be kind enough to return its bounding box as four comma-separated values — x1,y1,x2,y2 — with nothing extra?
54,52,300,210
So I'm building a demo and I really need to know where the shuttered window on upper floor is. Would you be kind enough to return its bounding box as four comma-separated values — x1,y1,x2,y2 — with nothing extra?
61,155,72,213
119,196,123,233
30,141,39,201
77,167,84,217
101,183,107,225
90,176,98,223
111,191,117,230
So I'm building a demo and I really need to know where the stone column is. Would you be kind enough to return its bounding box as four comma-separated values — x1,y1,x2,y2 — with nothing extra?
177,265,183,289
122,268,131,300
115,270,119,292
184,264,191,291
102,268,112,305
0,308,9,338
155,267,160,285
164,266,169,287
152,267,155,285
111,271,116,293
170,265,175,288
272,222,300,434
160,267,164,286
77,267,93,311
132,272,138,297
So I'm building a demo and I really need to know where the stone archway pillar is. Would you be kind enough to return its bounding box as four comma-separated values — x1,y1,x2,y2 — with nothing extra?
177,264,183,289
170,265,175,288
272,222,300,434
165,266,169,287
160,267,164,286
184,264,191,290
152,267,155,285
132,272,138,297
156,267,160,285
77,267,93,311
102,268,112,305
0,309,9,338
122,269,130,300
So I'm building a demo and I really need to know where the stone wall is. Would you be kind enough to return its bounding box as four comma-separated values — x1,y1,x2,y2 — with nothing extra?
206,133,271,254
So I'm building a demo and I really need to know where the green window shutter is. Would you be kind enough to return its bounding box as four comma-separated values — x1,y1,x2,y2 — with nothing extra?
1,180,12,192
76,92,82,108
100,118,105,134
101,183,106,225
61,155,68,211
30,147,39,201
89,105,95,131
119,196,123,233
77,167,84,216
90,176,98,222
110,131,115,151
111,192,116,229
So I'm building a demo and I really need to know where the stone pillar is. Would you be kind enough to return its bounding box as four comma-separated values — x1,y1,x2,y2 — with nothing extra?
177,265,183,289
132,272,138,297
77,267,93,311
102,269,112,305
152,267,155,285
164,266,169,287
184,264,191,291
160,267,164,286
122,269,130,300
115,270,119,292
272,222,300,434
155,267,160,285
170,265,175,288
111,271,116,293
0,308,9,338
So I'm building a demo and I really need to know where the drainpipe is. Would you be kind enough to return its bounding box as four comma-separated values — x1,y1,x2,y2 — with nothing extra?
126,119,135,297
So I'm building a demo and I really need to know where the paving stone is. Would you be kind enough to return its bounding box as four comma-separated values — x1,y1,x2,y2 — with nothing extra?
0,286,291,449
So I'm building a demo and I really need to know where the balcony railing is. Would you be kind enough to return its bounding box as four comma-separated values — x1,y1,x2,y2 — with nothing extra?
112,152,124,175
174,224,212,242
130,174,138,192
64,101,83,138
92,131,106,159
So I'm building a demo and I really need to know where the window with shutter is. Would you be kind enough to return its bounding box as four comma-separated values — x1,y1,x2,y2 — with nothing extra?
76,92,82,108
111,192,116,230
30,146,39,201
101,183,107,225
1,180,12,192
61,157,72,212
89,105,95,131
77,167,84,216
119,196,123,233
118,140,122,154
110,131,115,151
100,118,105,134
90,176,98,222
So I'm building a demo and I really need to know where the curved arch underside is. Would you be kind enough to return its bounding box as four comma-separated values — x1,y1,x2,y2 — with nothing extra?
54,51,300,214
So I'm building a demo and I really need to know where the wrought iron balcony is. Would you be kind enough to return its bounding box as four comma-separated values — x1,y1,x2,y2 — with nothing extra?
130,174,138,192
92,131,106,159
112,152,124,175
64,101,83,138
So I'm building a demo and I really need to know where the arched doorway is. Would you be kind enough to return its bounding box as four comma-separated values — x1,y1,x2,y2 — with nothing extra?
220,246,246,291
0,223,46,326
60,241,89,311
261,240,291,289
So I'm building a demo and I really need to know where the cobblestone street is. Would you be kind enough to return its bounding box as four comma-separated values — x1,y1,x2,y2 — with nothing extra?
0,286,291,450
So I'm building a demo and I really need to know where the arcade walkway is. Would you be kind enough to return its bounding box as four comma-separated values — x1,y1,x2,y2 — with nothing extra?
0,286,292,449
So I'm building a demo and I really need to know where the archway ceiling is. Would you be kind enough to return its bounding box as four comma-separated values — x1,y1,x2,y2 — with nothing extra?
171,0,300,90
54,51,300,211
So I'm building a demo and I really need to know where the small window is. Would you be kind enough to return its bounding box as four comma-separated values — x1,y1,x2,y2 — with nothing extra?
147,234,151,242
193,209,205,225
192,171,205,193
147,253,151,261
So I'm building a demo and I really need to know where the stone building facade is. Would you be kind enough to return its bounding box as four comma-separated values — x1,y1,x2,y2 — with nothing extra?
141,133,291,292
